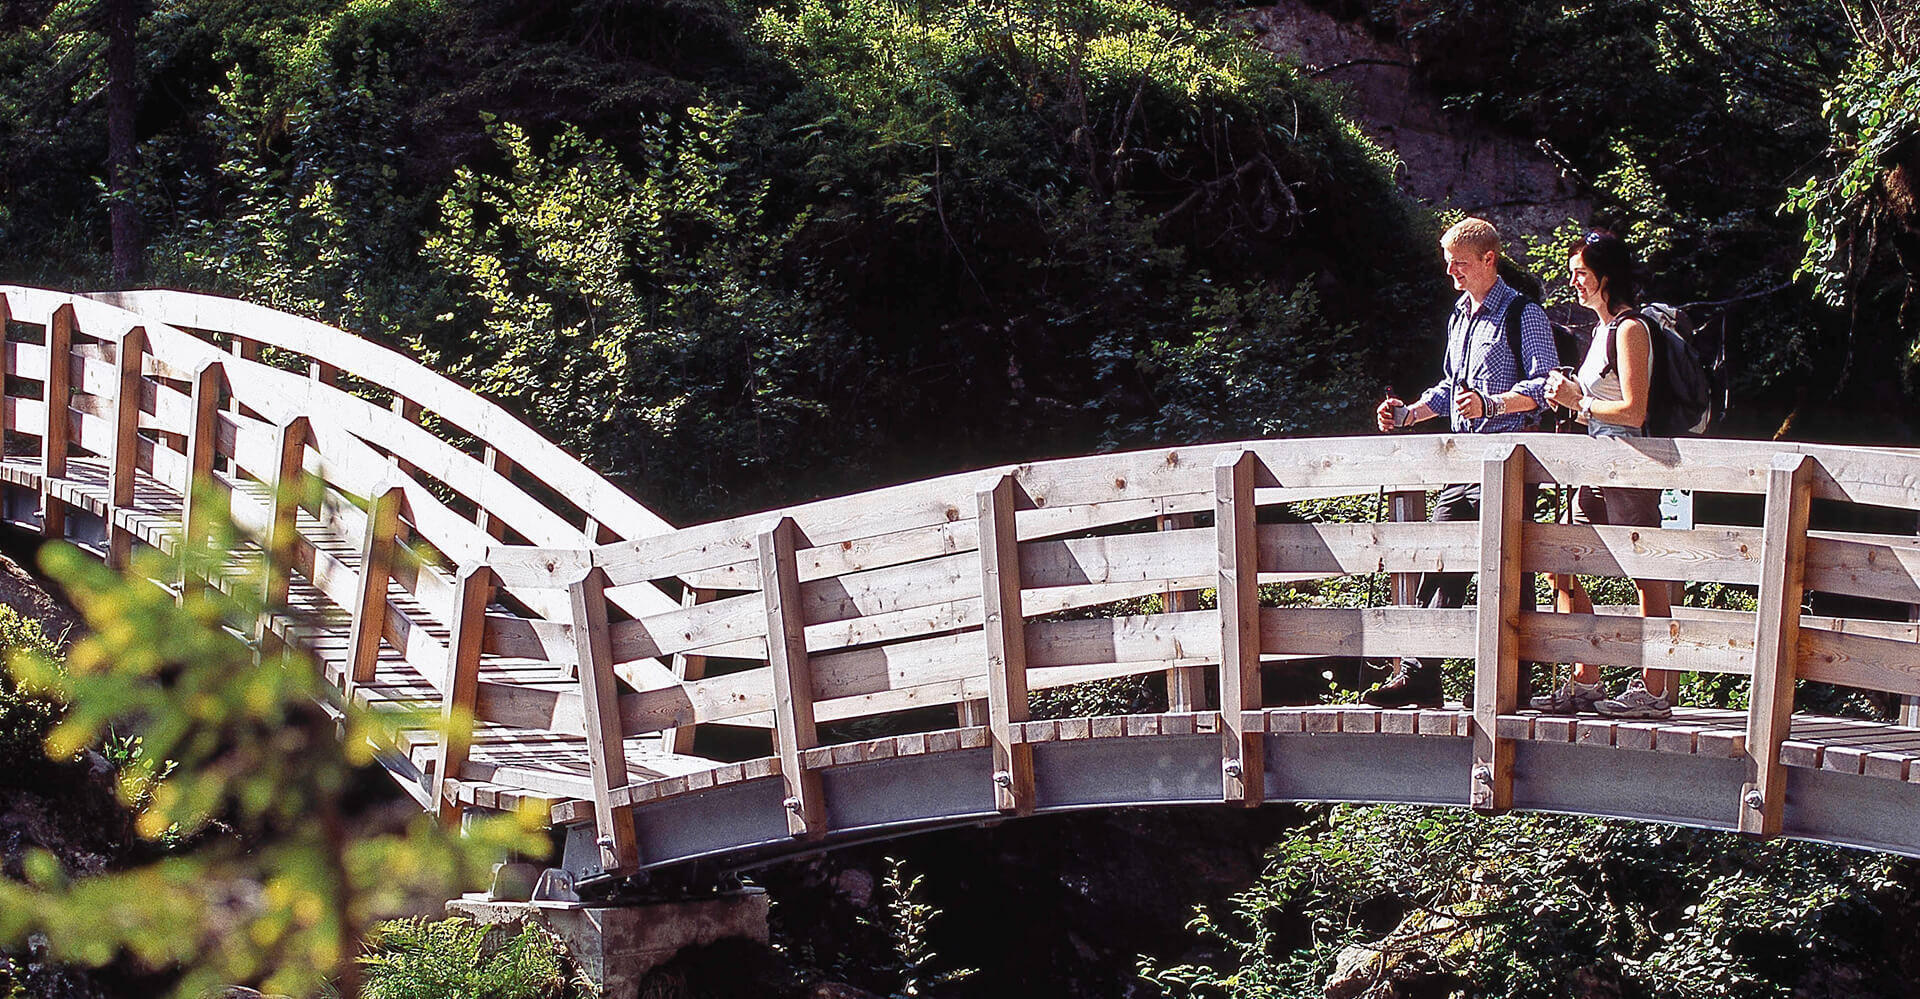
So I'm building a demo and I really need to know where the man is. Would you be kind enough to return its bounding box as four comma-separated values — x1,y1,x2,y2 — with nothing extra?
1365,217,1557,708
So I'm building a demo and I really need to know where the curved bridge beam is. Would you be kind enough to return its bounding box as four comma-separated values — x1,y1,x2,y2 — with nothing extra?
6,286,1920,882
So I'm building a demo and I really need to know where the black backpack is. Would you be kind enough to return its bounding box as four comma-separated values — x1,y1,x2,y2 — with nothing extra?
1599,304,1713,437
1499,293,1580,430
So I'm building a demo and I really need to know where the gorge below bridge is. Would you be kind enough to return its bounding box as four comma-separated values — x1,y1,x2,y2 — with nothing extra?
4,285,1920,891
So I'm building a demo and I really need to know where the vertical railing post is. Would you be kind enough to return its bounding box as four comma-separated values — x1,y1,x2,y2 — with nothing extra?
436,563,492,827
1741,453,1814,837
258,416,311,647
308,359,339,386
227,336,261,420
1471,443,1526,813
570,565,640,873
663,585,712,755
106,325,147,568
1902,510,1920,729
475,444,513,541
41,303,73,539
1159,512,1206,711
1388,489,1426,605
0,293,13,449
347,482,404,696
977,473,1034,815
1215,450,1263,806
179,358,224,595
390,396,420,479
760,516,824,838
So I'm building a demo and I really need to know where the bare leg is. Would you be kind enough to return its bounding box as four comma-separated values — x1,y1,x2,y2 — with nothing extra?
1637,577,1674,699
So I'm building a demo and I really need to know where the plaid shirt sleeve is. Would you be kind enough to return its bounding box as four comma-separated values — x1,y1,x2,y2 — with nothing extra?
1509,300,1556,410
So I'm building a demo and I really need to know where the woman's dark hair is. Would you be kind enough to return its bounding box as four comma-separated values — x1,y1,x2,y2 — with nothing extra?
1567,229,1638,310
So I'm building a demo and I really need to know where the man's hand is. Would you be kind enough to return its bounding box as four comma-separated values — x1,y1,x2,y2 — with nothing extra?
1453,386,1487,421
1376,396,1404,433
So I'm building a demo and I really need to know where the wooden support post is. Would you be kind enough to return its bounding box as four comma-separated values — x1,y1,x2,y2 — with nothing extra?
390,396,420,478
1471,444,1527,813
759,517,824,838
977,473,1034,815
1388,489,1426,605
475,444,513,540
663,586,713,755
179,359,223,593
347,483,404,694
436,563,492,827
570,566,640,873
1215,450,1263,806
308,359,339,386
259,416,311,644
1158,512,1205,711
1741,454,1814,837
956,698,989,727
106,325,147,568
41,304,72,539
1903,511,1920,729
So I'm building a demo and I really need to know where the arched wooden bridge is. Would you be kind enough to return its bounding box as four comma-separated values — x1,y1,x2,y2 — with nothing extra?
4,285,1920,886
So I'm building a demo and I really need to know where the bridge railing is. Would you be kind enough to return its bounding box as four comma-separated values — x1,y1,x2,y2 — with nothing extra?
492,434,1920,870
6,287,1920,877
0,288,687,790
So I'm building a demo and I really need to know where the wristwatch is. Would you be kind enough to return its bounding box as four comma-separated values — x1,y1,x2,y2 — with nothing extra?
1577,395,1593,422
1487,393,1505,417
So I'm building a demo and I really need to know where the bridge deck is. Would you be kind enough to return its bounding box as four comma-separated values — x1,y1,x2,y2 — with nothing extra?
6,285,1920,881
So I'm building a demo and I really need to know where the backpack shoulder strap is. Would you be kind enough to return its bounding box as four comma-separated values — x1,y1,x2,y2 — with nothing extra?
1600,308,1648,378
1503,294,1531,370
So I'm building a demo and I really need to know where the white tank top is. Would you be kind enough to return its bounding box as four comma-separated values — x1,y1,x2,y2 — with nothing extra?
1576,316,1644,432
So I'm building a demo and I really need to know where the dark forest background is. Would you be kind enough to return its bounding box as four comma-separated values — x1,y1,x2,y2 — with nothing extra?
2,0,1919,995
2,0,1915,525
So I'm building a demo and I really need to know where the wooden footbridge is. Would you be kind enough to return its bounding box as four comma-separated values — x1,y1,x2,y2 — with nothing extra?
5,286,1920,885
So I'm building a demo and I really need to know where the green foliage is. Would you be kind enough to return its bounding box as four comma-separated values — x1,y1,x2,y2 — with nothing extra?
747,0,1428,457
1140,804,1912,998
359,917,568,999
862,857,975,997
1782,4,1920,383
0,529,546,998
423,110,863,514
150,0,444,335
0,607,65,771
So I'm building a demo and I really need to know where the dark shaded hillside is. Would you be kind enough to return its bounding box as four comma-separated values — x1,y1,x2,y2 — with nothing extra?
2,0,1441,521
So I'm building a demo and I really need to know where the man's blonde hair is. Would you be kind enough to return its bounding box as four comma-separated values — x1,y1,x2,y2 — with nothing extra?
1440,217,1501,259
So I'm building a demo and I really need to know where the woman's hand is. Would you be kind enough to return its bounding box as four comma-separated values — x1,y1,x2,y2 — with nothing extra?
1546,368,1583,409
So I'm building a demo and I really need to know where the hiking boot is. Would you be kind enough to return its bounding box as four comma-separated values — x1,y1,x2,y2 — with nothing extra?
1361,657,1443,709
1594,678,1672,720
1528,680,1607,715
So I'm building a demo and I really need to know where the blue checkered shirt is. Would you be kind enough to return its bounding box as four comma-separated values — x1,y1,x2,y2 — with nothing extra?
1416,278,1557,432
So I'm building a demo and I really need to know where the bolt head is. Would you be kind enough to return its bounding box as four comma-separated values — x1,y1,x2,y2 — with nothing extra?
783,795,802,812
1222,759,1244,779
992,770,1014,788
1744,789,1765,810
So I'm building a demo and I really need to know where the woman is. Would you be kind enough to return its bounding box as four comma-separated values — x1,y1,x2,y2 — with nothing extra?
1532,229,1674,719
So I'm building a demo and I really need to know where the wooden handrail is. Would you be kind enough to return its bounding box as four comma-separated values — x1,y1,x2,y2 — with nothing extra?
8,286,1920,875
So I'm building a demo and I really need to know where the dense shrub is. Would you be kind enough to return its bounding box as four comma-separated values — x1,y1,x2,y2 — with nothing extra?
360,918,570,999
0,607,64,778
